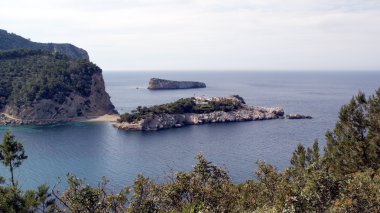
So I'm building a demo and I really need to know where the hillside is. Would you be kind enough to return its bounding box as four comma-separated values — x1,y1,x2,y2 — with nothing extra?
0,29,89,60
0,49,116,124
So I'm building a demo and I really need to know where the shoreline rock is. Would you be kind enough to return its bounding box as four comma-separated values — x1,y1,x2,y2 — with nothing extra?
148,78,206,90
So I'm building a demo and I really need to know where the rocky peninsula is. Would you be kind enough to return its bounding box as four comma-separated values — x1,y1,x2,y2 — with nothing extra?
148,78,206,90
0,50,116,125
0,31,116,125
114,95,284,131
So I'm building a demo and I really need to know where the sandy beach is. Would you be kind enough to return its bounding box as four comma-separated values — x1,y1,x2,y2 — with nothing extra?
82,114,120,123
1,113,121,125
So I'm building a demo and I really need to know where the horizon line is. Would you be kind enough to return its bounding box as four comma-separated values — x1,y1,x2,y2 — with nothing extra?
102,69,380,72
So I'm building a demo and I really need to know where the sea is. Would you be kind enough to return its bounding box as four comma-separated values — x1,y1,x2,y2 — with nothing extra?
0,71,379,190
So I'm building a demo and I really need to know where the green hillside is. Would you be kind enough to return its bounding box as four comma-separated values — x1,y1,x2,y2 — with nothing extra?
0,29,89,60
0,49,99,110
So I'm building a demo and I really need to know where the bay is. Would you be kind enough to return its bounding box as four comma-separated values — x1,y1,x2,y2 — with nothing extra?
0,71,379,190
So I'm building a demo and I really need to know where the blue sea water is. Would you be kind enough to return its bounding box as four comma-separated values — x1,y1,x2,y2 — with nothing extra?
0,71,379,190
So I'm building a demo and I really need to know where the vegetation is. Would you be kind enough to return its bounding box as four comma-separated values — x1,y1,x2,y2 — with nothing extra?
0,29,88,60
0,49,101,109
0,88,380,212
0,29,39,51
118,96,244,123
0,131,27,187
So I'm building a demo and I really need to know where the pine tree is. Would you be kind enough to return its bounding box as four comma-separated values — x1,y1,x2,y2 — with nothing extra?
324,88,380,176
367,87,380,169
0,130,28,187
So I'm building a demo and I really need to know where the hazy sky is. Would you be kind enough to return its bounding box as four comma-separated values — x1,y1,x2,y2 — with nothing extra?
1,0,380,71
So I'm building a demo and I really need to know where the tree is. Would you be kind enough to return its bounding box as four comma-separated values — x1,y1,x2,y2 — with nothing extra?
325,89,380,176
23,184,56,212
330,169,380,212
367,87,380,169
53,174,129,212
0,130,28,187
129,174,158,212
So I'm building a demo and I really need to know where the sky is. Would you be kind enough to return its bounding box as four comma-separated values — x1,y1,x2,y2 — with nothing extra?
1,0,380,71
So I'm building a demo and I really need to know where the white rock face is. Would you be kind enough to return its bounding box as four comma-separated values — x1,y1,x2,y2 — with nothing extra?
114,105,284,131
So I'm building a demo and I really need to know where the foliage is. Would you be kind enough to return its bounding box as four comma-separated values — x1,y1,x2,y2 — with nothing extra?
0,130,27,186
325,90,380,177
0,29,38,51
129,174,159,212
0,29,88,60
330,168,380,212
118,97,244,123
0,49,100,109
158,154,239,212
53,175,129,212
0,132,54,212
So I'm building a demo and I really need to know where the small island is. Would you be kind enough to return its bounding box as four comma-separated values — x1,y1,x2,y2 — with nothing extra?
286,114,312,119
148,78,206,90
114,95,284,131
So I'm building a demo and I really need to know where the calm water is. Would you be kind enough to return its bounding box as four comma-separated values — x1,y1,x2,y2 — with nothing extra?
0,71,379,190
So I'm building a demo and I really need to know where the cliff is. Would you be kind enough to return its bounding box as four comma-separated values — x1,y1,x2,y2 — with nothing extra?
114,96,284,131
0,29,89,60
148,78,206,90
0,49,116,125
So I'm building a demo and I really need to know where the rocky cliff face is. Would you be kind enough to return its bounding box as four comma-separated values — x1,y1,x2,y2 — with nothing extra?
1,72,116,125
148,78,206,90
0,29,89,60
114,105,284,131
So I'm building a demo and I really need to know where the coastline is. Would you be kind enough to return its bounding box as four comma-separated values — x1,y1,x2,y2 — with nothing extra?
0,113,120,125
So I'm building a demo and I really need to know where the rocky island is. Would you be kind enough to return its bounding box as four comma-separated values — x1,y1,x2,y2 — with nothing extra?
148,78,206,90
114,95,284,131
0,30,116,125
286,114,312,119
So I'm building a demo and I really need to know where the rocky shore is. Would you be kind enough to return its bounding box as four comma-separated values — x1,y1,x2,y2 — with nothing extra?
114,96,284,131
148,78,206,90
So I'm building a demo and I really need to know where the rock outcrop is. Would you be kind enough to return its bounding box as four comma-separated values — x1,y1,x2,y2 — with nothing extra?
148,78,206,90
0,29,89,60
114,96,284,131
286,114,312,119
